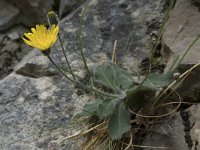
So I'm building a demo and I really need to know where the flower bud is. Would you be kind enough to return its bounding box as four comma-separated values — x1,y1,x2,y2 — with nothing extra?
47,11,59,26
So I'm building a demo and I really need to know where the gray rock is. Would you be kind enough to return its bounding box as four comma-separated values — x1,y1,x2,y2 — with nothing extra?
189,105,200,149
59,0,86,18
0,1,20,31
7,32,20,41
13,0,54,27
162,0,200,69
162,0,200,101
142,114,188,150
142,105,200,150
0,73,75,150
191,0,200,9
0,36,20,79
0,0,54,31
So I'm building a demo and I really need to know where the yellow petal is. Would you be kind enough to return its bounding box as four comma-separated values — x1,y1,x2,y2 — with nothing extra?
22,24,59,51
31,28,37,33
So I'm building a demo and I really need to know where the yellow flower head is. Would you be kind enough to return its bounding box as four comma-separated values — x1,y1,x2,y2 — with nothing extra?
22,24,59,51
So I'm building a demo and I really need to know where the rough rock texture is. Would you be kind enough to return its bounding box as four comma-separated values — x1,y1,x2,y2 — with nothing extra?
0,1,20,31
61,0,166,74
162,0,200,67
189,105,200,149
0,0,177,149
14,0,54,26
191,0,200,9
59,0,86,18
0,26,31,79
162,0,200,101
0,0,54,31
142,105,200,150
142,113,187,150
0,0,55,78
0,73,74,150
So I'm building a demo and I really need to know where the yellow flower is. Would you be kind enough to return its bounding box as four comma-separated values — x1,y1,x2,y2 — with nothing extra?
22,24,59,51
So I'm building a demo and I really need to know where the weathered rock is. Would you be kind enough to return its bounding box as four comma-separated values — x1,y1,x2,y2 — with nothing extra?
142,105,200,150
0,0,54,31
0,25,32,79
189,105,200,149
0,1,20,31
162,0,200,68
162,0,200,101
0,0,168,149
142,113,188,150
0,35,27,80
191,0,200,9
59,0,86,18
0,72,75,150
7,32,20,41
13,0,54,27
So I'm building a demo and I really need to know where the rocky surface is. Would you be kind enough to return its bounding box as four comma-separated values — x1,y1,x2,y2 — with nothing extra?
59,0,86,18
0,0,167,149
191,0,200,9
162,0,200,67
142,105,200,150
141,0,200,148
0,0,55,79
162,0,200,101
0,26,31,80
0,0,54,31
0,1,20,31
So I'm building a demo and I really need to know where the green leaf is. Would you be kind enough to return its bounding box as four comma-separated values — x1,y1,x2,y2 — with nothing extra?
144,71,174,89
126,85,155,109
92,63,133,91
108,103,131,139
78,101,101,116
97,99,116,119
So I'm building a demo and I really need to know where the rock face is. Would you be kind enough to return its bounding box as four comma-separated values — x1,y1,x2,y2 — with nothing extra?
162,0,200,67
191,0,200,9
59,0,86,18
0,0,55,78
142,105,200,150
162,0,200,101
0,1,20,31
142,113,188,150
0,26,31,80
1,0,195,149
0,0,54,31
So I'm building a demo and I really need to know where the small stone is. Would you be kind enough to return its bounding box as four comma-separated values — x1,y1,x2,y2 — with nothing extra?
0,1,20,31
8,32,20,40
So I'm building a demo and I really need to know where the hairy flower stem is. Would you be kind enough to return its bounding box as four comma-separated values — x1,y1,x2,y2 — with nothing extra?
47,55,117,98
78,8,91,78
47,55,77,83
58,33,76,80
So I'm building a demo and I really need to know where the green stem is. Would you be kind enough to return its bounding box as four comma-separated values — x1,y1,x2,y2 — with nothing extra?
150,0,174,62
168,54,180,71
58,33,76,80
140,0,175,86
78,8,91,77
47,55,77,83
47,55,117,98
